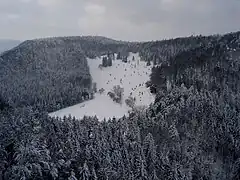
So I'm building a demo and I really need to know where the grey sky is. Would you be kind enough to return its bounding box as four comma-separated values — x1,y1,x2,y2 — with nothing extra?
0,0,239,41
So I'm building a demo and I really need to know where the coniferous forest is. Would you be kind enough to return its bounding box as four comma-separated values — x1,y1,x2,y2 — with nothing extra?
0,32,240,180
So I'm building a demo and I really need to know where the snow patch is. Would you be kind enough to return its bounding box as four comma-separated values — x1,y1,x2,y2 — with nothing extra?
49,52,155,120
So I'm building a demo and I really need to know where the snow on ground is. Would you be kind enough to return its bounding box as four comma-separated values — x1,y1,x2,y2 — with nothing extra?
49,52,155,120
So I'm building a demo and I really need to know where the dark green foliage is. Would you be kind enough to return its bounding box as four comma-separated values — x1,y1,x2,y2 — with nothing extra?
102,56,113,67
147,59,151,66
0,95,11,111
0,36,137,113
122,56,128,63
116,49,130,62
150,31,240,93
125,96,136,108
117,52,121,59
138,31,240,180
92,83,97,93
64,36,136,58
138,34,221,64
108,57,113,66
139,86,240,180
0,39,92,113
153,55,157,66
0,108,158,180
112,53,115,60
102,57,108,67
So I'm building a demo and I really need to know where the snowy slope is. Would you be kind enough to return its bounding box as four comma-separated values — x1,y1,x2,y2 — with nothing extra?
49,52,155,120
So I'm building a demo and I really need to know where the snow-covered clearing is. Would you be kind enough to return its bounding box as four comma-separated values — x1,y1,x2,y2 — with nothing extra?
49,52,155,120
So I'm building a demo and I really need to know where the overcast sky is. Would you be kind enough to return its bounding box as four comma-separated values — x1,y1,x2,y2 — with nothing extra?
0,0,239,41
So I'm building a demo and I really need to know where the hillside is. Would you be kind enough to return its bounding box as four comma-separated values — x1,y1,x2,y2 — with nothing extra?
0,38,91,112
150,31,240,93
138,32,239,65
50,53,154,120
0,36,139,112
137,31,240,179
0,32,240,180
32,36,137,58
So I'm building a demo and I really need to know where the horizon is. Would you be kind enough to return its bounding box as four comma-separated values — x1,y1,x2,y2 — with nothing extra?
1,30,239,43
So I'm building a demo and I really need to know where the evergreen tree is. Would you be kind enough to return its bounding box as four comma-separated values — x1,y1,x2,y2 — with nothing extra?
151,169,159,180
0,95,10,111
90,92,94,100
134,147,148,180
153,55,157,66
147,59,151,66
117,52,121,60
79,162,90,180
122,56,128,63
68,171,77,180
90,167,98,180
143,133,158,178
112,53,115,60
92,83,97,93
102,57,108,67
108,57,113,66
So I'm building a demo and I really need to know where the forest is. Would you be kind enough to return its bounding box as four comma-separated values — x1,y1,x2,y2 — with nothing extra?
0,36,135,113
0,31,240,180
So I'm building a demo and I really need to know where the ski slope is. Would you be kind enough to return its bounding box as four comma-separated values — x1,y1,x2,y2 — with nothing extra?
49,53,155,120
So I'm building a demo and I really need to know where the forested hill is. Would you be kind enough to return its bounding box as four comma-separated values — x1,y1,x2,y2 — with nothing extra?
0,32,240,179
138,31,240,65
140,31,240,179
29,36,138,58
0,38,90,112
150,31,240,93
0,36,137,112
